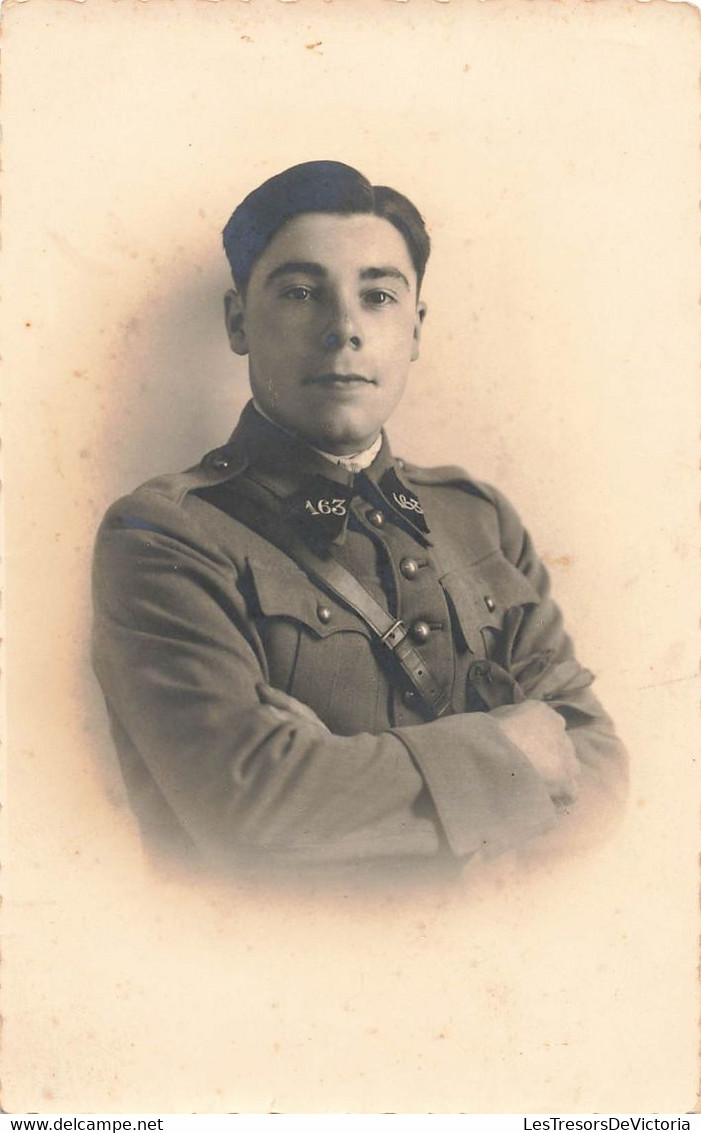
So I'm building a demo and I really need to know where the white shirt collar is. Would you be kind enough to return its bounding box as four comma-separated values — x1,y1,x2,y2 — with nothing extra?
312,435,383,473
252,399,382,473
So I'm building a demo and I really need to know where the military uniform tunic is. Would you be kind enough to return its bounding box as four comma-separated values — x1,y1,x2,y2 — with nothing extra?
92,403,627,873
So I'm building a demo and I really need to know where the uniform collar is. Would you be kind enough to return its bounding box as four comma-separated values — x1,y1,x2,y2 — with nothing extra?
222,402,430,548
251,398,383,473
226,401,397,499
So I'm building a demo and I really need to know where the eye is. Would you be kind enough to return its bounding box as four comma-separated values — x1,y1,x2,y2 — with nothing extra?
363,289,397,307
282,285,316,302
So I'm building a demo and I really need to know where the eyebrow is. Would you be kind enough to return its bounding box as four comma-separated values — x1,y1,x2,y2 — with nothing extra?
265,261,326,285
360,266,411,291
264,261,411,291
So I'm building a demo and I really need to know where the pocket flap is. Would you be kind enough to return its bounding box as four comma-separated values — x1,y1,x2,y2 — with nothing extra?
247,557,371,639
441,552,540,652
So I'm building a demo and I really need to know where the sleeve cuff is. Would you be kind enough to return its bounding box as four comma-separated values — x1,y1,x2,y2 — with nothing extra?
392,712,558,859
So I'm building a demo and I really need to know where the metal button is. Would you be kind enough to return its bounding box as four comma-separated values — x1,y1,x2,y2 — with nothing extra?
399,557,419,580
317,605,332,624
367,509,385,528
211,454,230,470
402,689,418,706
410,620,431,644
484,596,496,612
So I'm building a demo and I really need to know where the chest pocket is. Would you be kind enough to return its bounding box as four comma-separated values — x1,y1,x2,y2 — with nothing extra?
246,557,383,734
440,551,541,661
247,557,371,640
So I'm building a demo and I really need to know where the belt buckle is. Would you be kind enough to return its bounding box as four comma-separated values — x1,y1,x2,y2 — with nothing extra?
380,620,407,649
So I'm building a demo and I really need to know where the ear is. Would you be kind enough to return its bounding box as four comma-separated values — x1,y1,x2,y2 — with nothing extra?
411,300,427,362
224,289,249,356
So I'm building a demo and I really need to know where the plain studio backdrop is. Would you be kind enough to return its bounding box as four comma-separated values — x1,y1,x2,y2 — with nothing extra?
2,0,697,1114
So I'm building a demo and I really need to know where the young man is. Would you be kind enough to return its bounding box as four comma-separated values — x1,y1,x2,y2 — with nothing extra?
92,161,626,878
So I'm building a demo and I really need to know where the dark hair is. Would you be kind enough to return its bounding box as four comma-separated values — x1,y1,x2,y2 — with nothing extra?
222,160,430,293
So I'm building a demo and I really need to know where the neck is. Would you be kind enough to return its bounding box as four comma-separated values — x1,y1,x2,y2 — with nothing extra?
313,434,383,473
251,399,382,469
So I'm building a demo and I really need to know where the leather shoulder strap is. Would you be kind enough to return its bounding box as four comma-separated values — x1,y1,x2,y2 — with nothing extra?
196,478,452,720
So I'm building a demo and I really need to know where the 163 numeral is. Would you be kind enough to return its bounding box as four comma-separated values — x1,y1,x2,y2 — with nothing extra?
305,498,348,517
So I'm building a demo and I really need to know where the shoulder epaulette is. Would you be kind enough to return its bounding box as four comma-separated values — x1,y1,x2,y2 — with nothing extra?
397,460,496,506
130,445,249,507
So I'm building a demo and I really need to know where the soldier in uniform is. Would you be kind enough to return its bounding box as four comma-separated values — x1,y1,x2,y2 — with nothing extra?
92,160,627,880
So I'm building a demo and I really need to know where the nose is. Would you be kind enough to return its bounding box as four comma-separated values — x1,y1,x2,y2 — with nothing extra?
321,299,362,352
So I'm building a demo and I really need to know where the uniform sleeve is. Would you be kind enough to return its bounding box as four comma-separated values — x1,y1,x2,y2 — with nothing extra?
92,490,565,870
445,485,628,854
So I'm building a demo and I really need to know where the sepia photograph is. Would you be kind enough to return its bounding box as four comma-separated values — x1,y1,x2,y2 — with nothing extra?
2,0,698,1116
92,156,628,881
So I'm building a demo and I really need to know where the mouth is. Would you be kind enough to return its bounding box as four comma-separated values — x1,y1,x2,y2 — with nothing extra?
303,373,377,388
